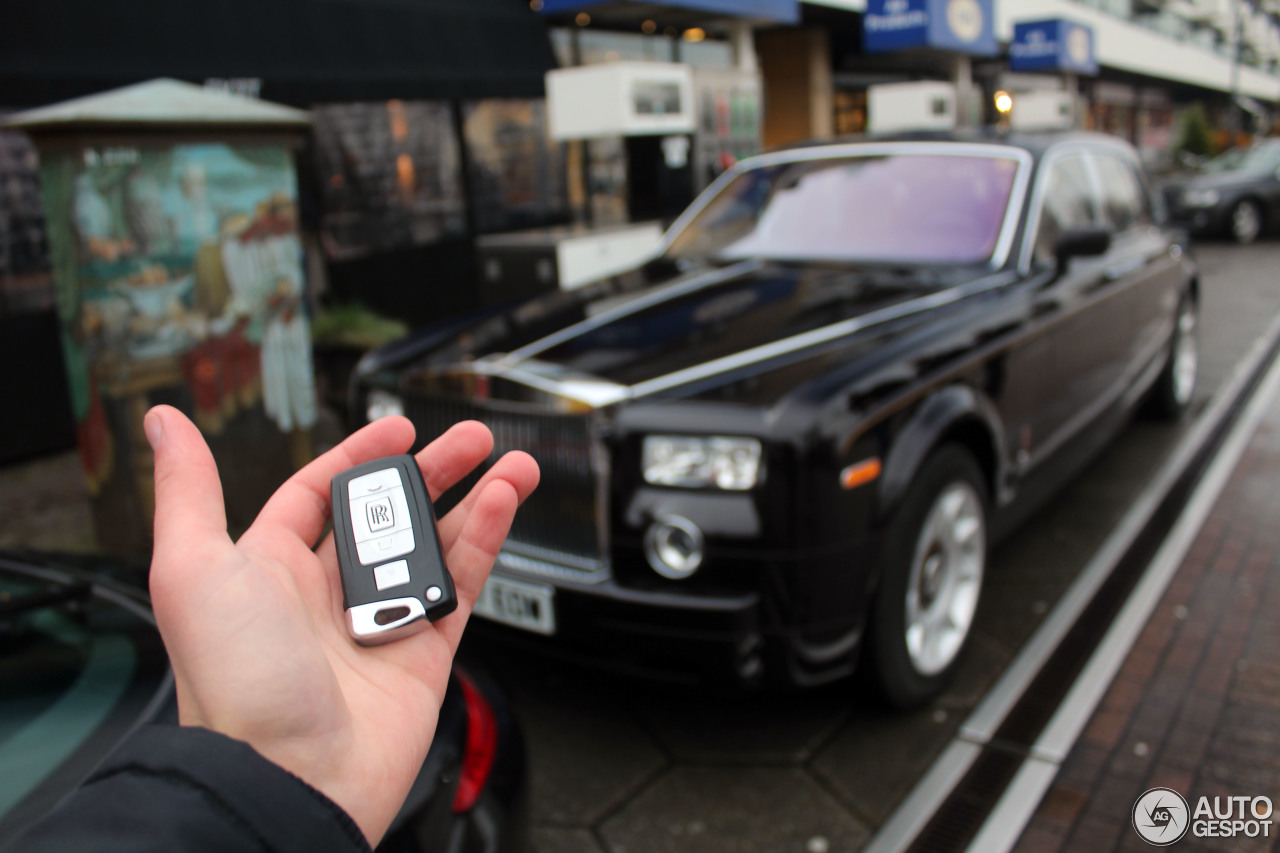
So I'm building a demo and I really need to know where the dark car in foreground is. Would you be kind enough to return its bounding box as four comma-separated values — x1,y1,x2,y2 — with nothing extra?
1163,140,1280,243
353,131,1197,708
0,551,529,852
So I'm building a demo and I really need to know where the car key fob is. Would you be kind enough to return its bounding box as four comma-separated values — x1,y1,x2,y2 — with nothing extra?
331,454,456,645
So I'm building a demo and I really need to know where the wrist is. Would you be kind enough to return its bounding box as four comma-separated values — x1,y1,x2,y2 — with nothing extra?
176,696,389,844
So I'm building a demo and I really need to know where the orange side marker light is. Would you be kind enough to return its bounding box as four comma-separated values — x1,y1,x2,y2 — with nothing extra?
840,458,882,490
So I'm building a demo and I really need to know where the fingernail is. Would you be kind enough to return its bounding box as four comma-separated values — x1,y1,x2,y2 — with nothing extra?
143,409,164,450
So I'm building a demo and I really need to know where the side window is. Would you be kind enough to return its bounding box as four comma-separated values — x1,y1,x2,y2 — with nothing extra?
1092,154,1151,234
1033,155,1097,264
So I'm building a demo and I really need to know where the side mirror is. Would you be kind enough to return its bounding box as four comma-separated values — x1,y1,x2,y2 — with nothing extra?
1055,227,1111,265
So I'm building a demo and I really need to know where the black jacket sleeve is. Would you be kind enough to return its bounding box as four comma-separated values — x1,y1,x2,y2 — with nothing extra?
9,725,373,853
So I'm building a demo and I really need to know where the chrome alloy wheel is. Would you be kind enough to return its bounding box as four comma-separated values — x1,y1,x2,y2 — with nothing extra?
1172,303,1198,406
904,482,985,677
1233,200,1262,244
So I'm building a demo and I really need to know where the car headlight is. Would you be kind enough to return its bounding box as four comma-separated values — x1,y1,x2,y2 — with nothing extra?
642,436,762,490
1182,188,1220,208
366,389,405,422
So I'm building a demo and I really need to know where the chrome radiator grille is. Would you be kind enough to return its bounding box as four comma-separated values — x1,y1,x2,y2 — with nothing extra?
402,393,609,581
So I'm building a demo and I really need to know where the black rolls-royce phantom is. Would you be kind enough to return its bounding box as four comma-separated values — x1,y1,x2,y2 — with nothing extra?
352,131,1197,708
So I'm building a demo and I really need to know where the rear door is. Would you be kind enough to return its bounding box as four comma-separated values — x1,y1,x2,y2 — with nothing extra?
1087,150,1182,396
1018,149,1124,466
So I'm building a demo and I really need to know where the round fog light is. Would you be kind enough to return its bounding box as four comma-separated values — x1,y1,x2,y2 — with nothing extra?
644,515,705,579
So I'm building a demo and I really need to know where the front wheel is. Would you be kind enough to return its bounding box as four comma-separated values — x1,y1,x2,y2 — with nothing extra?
1230,198,1263,244
867,445,988,710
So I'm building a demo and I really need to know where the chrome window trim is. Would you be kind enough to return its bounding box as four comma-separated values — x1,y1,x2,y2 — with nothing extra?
657,141,1035,271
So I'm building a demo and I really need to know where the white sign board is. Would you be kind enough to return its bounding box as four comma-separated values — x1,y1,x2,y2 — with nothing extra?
558,222,664,290
867,81,957,134
1010,90,1076,130
547,62,696,140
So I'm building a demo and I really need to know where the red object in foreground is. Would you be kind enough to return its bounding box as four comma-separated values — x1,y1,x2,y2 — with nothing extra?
451,671,498,814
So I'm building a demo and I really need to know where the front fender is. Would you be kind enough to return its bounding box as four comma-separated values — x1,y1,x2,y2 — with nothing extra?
873,384,1007,523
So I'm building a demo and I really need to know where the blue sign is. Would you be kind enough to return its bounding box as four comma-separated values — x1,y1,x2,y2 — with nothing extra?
863,0,998,57
537,0,799,25
1010,19,1098,75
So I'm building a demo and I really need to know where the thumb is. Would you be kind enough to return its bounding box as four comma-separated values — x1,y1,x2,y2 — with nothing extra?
145,405,230,564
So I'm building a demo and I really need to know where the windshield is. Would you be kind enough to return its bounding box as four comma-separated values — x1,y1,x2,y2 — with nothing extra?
1200,144,1280,175
664,151,1022,266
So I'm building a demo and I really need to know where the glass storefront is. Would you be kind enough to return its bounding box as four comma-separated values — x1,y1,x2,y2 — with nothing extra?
312,101,467,261
0,125,74,464
462,100,568,234
834,89,868,135
313,98,572,253
0,127,51,315
549,27,733,68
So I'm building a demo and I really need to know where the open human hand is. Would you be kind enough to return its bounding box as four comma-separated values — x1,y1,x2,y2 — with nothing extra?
142,405,538,846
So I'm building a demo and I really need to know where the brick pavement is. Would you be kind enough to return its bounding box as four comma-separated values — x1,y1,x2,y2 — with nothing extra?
1013,395,1280,853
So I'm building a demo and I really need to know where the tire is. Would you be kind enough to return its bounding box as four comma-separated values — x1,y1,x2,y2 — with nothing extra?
1230,198,1263,244
1145,293,1198,420
867,445,988,710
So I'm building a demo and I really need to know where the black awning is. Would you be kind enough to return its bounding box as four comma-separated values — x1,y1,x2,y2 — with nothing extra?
1,0,557,109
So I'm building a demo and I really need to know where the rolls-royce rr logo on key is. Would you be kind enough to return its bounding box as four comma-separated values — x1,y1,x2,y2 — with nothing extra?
367,498,394,531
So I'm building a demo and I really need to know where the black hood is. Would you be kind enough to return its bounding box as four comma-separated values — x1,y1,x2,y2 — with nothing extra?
403,259,994,400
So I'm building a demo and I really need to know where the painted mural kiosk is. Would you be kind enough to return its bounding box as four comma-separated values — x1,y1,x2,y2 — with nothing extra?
5,79,317,556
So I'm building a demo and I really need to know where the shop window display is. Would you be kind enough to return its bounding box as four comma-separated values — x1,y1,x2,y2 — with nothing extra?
0,128,52,315
462,100,569,234
550,29,674,67
834,90,869,136
313,101,467,260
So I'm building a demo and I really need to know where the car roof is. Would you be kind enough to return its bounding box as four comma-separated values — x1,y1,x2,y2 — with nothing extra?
767,128,1134,161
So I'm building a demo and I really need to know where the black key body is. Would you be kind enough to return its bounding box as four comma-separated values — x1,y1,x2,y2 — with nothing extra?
330,454,456,644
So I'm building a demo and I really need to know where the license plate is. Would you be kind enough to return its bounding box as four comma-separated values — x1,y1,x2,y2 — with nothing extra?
472,575,556,635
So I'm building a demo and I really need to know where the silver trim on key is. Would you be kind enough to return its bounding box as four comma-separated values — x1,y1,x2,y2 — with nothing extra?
346,597,427,645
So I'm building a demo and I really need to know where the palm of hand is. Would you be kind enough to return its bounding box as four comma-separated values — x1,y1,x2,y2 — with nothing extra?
144,407,538,846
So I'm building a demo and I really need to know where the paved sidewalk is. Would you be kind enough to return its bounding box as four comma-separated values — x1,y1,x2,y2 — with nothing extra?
0,451,98,553
1013,393,1280,852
